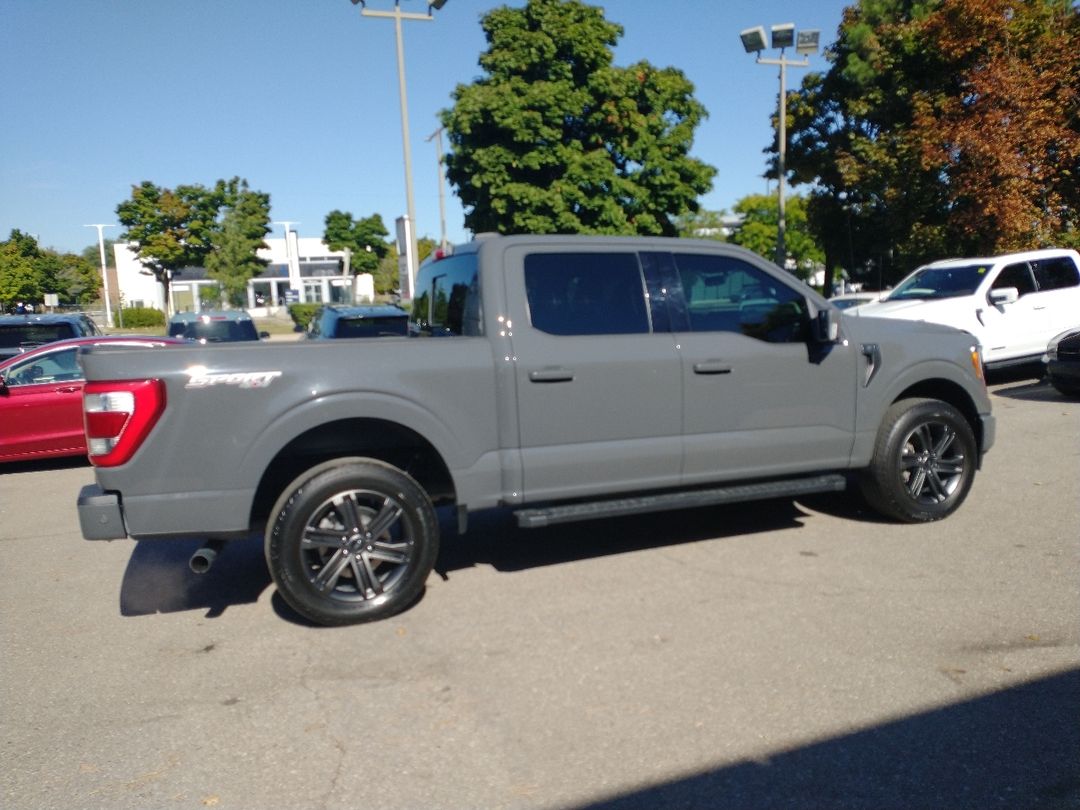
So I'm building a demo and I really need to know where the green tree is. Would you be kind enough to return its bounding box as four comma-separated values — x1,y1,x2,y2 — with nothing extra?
205,178,271,307
116,181,222,311
0,234,42,307
441,0,715,236
323,211,391,276
730,194,824,281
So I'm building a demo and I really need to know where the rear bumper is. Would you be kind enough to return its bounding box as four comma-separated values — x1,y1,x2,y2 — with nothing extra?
78,484,127,541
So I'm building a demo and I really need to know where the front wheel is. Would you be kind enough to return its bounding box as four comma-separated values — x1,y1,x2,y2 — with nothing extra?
265,459,439,626
859,398,978,523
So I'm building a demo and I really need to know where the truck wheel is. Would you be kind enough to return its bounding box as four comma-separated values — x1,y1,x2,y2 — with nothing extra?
859,398,977,523
265,459,439,626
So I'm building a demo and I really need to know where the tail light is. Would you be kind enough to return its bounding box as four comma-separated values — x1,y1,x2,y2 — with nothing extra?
83,380,166,466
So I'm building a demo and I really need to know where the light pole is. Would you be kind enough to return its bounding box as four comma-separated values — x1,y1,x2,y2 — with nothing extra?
426,126,449,252
350,0,449,298
84,223,115,327
740,24,819,270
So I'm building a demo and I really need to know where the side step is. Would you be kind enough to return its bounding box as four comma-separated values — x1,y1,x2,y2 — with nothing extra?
513,474,847,529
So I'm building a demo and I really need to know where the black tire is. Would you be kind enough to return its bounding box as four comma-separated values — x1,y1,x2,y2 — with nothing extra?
265,459,439,626
859,398,978,523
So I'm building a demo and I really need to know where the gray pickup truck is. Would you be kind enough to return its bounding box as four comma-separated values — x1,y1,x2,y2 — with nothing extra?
77,235,995,625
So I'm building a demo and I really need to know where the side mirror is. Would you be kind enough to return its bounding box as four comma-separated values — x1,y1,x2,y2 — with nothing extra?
989,287,1019,306
812,307,841,344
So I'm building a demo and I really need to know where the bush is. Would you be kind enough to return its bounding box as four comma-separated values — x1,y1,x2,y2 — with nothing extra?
287,303,321,331
120,306,166,328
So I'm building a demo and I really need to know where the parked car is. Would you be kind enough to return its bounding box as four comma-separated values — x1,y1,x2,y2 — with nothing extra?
1044,327,1080,398
167,311,267,343
0,313,103,361
0,336,183,463
829,291,883,310
856,248,1080,370
305,304,410,339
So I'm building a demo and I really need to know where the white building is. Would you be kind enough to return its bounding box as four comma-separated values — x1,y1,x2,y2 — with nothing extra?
113,235,376,314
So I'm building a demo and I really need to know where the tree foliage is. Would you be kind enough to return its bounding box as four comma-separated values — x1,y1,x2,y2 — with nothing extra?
205,178,271,307
0,230,100,309
441,0,715,236
117,177,271,310
784,0,1079,293
323,210,390,277
730,195,824,281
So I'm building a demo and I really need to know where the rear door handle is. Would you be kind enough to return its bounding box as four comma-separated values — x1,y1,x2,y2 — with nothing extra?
693,361,733,375
529,368,575,383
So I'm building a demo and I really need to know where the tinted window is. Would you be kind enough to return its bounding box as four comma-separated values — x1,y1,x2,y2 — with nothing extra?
1032,257,1080,291
672,253,809,343
412,254,481,336
334,316,409,338
169,320,259,342
524,252,650,336
0,323,75,348
991,263,1036,297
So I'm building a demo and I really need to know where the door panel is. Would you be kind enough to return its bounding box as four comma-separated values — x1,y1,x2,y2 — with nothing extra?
505,248,683,501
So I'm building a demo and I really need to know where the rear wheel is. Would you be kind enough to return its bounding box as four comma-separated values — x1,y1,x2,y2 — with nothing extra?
265,459,439,626
860,398,977,523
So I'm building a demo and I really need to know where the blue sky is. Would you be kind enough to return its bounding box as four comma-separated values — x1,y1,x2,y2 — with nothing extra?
1,0,850,255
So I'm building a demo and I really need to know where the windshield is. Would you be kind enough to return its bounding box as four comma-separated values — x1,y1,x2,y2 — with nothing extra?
168,319,259,342
886,264,990,301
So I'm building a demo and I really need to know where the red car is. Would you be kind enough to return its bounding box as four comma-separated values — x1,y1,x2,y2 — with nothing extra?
0,336,182,463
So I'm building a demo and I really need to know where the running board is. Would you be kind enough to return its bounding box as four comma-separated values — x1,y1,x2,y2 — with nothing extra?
513,474,847,529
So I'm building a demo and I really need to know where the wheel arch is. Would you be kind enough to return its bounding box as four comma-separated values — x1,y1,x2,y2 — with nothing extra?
891,378,984,454
249,417,456,529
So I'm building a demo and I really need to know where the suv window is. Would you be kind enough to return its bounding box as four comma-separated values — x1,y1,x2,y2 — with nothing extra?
524,252,650,336
1031,257,1080,291
671,253,809,343
0,323,76,349
412,254,482,336
334,315,408,338
991,262,1037,297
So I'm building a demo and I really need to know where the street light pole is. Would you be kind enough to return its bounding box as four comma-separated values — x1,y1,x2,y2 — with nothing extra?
84,223,115,328
352,0,449,297
740,24,818,270
426,126,449,252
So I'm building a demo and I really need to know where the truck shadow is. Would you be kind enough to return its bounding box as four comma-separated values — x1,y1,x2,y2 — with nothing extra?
117,494,878,623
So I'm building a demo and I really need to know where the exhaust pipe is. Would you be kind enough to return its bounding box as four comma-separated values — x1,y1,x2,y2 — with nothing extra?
189,540,225,574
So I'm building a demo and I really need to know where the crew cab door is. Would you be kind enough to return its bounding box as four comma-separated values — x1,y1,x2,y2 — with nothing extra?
654,251,858,483
503,248,683,502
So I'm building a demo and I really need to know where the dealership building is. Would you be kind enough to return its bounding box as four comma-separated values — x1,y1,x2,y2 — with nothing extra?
113,229,375,314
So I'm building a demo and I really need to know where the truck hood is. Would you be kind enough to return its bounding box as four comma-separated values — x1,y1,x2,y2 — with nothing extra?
841,307,979,347
851,297,962,320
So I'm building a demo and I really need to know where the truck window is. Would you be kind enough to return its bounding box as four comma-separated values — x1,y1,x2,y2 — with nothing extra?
412,254,481,337
671,253,809,343
1031,257,1080,291
991,263,1037,297
524,252,650,335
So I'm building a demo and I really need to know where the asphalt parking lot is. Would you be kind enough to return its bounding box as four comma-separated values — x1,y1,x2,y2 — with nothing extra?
2,376,1078,810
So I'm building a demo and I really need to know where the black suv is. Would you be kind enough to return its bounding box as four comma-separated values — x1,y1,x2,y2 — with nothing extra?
0,313,103,360
305,305,410,339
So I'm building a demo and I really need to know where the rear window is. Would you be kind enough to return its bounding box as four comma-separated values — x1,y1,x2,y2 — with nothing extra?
1032,257,1080,291
334,316,409,338
0,323,75,348
168,319,259,342
412,253,481,336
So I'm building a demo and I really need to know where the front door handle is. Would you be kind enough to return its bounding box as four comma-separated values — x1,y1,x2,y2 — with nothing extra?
529,368,575,383
693,361,733,375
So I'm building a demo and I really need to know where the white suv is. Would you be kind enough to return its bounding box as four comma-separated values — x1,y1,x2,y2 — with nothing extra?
856,248,1080,369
